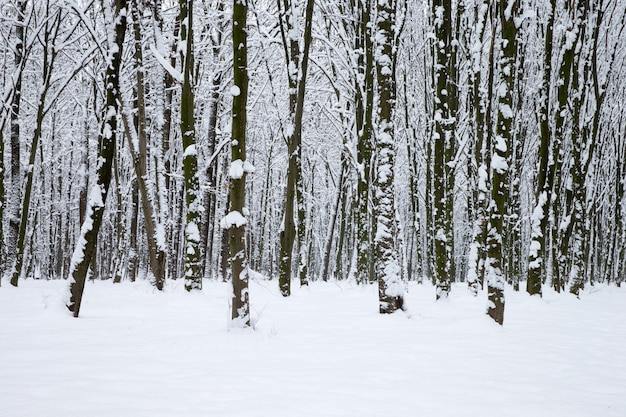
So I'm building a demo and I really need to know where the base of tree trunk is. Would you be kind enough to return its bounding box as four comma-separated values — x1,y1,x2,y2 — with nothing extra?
487,286,504,325
379,295,403,314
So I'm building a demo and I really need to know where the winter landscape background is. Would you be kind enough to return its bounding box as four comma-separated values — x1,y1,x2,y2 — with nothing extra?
2,0,626,414
2,278,625,416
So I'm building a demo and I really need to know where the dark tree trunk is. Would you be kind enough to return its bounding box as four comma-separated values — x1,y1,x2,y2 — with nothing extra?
66,0,128,317
228,0,250,326
375,0,403,313
179,0,202,290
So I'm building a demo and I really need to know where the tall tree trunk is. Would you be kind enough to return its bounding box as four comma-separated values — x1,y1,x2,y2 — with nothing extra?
66,0,128,317
257,142,274,275
467,0,490,295
296,0,315,288
220,191,231,283
549,1,583,292
375,0,403,313
446,0,460,284
570,1,607,296
179,0,202,290
616,131,626,286
432,0,453,299
334,179,349,281
152,0,178,281
0,124,5,283
402,59,422,281
322,164,345,282
128,178,139,282
112,143,126,283
277,0,299,296
486,0,518,325
227,0,250,326
10,6,59,286
200,0,225,280
355,0,375,285
120,105,168,289
506,4,528,291
7,0,27,277
526,0,555,296
122,0,167,290
277,0,316,295
477,10,497,292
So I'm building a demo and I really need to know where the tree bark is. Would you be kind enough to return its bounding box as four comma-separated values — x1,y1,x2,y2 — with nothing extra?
486,0,518,325
375,0,403,313
227,0,250,326
124,0,167,290
66,0,128,317
355,0,375,285
179,0,202,290
10,6,59,286
7,0,27,278
432,0,453,299
277,0,316,295
526,0,555,296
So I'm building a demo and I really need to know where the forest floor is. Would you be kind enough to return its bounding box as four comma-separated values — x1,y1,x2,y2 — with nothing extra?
1,276,625,417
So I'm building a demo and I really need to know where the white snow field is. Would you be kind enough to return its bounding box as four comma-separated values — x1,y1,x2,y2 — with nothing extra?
1,277,625,417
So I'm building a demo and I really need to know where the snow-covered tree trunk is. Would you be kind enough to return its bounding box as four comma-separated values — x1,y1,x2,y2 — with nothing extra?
296,0,315,288
10,7,59,286
466,0,490,295
616,137,626,286
479,13,497,292
152,0,179,281
355,0,375,285
570,1,608,296
257,142,275,277
277,0,315,295
112,148,126,283
179,0,202,290
549,1,585,292
486,0,518,325
0,115,4,283
445,1,460,286
277,0,299,296
526,0,555,296
505,1,529,291
564,39,587,297
119,105,168,289
6,0,27,279
200,0,226,280
432,0,453,299
128,178,139,282
226,0,250,326
66,0,128,317
119,0,168,290
375,0,403,314
322,164,345,282
400,60,422,282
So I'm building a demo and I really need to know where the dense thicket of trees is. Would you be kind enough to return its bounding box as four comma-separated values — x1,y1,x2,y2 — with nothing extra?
1,0,625,324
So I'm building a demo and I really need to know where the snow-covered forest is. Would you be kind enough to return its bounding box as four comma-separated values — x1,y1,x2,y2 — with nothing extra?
1,0,626,323
2,0,626,414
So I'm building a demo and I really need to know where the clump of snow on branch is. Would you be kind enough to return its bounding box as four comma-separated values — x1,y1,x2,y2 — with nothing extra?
229,159,255,180
221,211,247,229
185,221,200,244
184,144,197,157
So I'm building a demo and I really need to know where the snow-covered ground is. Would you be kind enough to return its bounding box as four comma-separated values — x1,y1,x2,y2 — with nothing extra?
1,277,625,417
